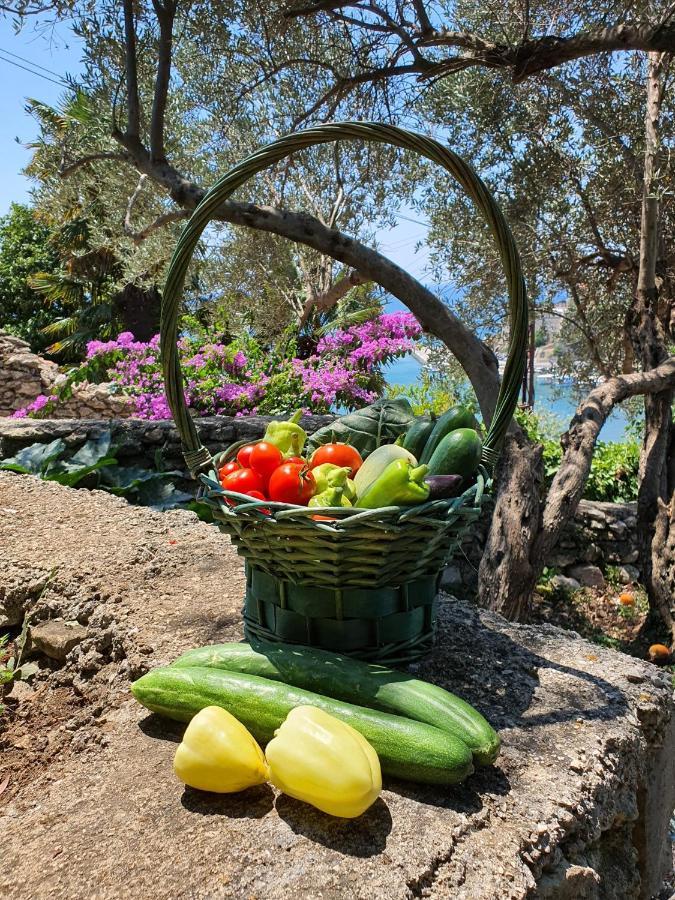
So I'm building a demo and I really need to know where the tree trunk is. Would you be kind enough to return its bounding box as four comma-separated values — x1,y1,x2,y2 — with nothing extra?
631,52,675,639
479,432,544,620
113,282,162,341
481,357,675,620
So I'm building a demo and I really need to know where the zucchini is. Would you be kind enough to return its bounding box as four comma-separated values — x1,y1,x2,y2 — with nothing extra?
172,642,500,766
401,414,436,460
132,665,474,785
419,406,478,465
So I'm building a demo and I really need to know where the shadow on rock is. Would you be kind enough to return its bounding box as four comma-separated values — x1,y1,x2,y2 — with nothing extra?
389,764,509,811
181,783,275,818
138,712,184,743
421,602,630,734
275,794,392,857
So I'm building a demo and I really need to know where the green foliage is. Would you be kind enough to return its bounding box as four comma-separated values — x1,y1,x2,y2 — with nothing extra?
0,432,193,509
0,620,40,696
386,371,476,417
0,204,61,353
516,408,639,502
584,442,640,503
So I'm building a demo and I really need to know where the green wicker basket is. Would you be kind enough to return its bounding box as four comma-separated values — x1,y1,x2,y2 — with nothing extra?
160,122,527,665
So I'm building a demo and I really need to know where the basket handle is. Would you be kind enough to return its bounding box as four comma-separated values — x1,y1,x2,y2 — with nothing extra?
160,122,528,477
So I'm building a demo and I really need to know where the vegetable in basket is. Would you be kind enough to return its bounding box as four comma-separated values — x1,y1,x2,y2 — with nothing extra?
173,705,268,793
309,443,363,476
266,706,381,818
267,462,316,504
262,410,307,458
401,414,437,460
352,443,416,497
310,463,356,499
426,428,483,479
306,398,414,458
220,467,265,497
356,459,430,508
308,484,352,508
419,406,478,465
424,474,464,500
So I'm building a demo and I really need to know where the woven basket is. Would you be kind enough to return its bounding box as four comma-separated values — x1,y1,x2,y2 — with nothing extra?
160,122,527,665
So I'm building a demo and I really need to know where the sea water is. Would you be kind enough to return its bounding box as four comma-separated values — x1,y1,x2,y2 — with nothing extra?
385,357,630,443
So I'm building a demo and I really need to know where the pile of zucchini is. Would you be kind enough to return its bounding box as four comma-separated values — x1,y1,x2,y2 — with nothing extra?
132,642,500,785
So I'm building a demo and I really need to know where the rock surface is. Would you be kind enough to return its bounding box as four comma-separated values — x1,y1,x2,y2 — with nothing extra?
566,564,606,590
0,473,673,900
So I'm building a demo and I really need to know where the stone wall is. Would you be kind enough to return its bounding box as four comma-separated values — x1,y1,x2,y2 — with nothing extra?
0,332,133,419
443,498,640,594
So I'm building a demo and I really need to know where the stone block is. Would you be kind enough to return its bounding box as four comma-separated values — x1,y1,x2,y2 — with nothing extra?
30,619,88,662
551,574,581,593
566,564,606,589
1,473,673,899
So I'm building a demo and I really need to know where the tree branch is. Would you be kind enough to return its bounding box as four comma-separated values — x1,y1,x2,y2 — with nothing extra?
150,0,175,162
122,0,141,138
286,3,675,87
298,269,366,327
106,130,502,422
58,151,133,178
537,356,675,557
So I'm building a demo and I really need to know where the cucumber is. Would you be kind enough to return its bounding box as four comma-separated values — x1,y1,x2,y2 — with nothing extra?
132,666,474,785
419,406,478,465
401,414,436,460
426,428,483,479
172,642,499,766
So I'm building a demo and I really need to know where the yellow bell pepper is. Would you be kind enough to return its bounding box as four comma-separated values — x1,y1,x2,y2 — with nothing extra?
265,706,382,818
173,706,269,793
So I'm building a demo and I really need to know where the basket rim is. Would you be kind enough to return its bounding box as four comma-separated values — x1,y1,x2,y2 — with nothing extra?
199,465,490,531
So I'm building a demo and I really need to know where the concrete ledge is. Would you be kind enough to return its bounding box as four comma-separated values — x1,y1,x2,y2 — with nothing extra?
0,473,673,899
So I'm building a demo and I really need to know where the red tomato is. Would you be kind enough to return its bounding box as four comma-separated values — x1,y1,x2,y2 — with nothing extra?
220,467,264,496
236,443,256,468
268,463,316,505
218,460,241,480
249,441,284,487
285,456,306,466
310,443,363,476
247,490,267,501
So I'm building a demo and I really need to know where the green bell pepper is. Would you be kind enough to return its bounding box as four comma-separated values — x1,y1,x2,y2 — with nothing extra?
308,484,352,508
311,464,356,500
262,410,307,457
355,459,430,508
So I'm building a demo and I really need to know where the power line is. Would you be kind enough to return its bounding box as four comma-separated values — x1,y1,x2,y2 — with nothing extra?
0,45,66,80
0,50,68,87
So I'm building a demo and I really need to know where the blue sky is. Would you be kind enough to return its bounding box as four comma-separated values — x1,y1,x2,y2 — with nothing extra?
0,17,83,213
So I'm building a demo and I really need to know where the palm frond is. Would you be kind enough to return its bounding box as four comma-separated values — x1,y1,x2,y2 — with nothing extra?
41,316,79,338
29,272,84,306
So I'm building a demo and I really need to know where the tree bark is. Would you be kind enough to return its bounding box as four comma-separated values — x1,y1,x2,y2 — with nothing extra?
298,269,367,327
479,432,543,620
632,52,675,639
113,283,162,341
